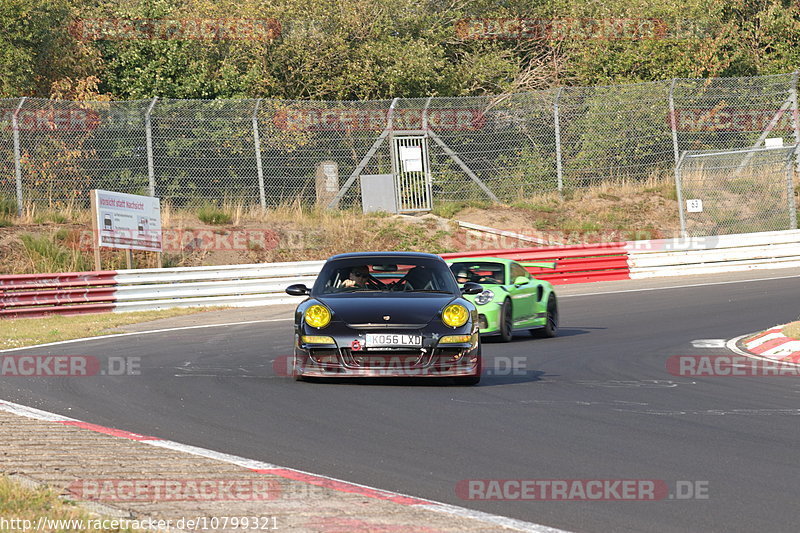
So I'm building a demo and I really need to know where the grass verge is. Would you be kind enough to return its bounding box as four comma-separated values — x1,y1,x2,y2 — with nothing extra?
19,232,92,273
196,204,233,225
781,321,800,340
0,307,226,350
0,475,140,532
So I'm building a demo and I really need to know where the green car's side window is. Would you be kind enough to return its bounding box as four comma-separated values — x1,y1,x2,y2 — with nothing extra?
510,263,529,283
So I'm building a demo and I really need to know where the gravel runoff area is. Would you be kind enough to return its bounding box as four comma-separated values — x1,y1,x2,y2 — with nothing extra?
0,408,547,533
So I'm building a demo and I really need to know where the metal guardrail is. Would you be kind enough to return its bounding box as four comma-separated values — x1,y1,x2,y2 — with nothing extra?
2,231,800,318
442,243,631,284
0,261,323,318
626,230,800,277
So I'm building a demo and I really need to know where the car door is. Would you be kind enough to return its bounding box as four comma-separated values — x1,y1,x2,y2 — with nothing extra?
509,262,536,326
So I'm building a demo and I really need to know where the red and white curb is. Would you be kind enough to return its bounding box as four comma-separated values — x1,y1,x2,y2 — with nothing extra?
0,399,569,533
740,326,800,364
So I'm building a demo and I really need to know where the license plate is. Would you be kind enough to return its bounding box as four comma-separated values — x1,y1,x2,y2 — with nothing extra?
365,334,422,347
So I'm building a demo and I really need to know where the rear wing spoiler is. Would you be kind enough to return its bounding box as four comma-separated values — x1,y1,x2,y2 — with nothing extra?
520,261,558,269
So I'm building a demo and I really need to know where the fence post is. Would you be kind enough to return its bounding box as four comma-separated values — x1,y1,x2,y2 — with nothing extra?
669,79,683,235
790,71,800,172
553,87,564,195
252,99,266,209
145,97,158,196
11,97,26,216
669,79,680,170
675,151,688,238
788,150,798,229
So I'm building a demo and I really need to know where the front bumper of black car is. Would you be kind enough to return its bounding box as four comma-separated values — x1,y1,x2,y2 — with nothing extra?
292,327,480,378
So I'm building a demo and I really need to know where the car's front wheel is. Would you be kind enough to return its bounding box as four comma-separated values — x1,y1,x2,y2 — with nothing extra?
532,294,558,338
498,299,513,342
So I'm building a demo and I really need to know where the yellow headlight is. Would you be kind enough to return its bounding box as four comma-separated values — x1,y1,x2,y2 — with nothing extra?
439,334,472,343
301,335,335,344
442,304,469,328
304,304,331,328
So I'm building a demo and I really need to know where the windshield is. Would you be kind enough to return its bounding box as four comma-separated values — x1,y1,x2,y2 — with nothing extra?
314,257,460,295
449,262,506,285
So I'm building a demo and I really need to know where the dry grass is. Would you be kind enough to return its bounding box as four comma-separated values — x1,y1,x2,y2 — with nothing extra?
0,475,142,532
782,321,800,340
455,175,680,244
0,307,226,350
0,177,686,274
16,199,90,226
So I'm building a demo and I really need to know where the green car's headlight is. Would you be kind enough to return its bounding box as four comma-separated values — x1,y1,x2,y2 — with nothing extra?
474,289,494,305
442,304,469,328
304,304,331,329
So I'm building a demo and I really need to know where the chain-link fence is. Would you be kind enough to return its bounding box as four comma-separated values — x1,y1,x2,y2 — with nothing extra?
676,145,798,236
1,72,799,233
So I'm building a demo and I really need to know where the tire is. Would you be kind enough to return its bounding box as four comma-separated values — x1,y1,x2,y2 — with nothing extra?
498,299,513,342
532,294,558,338
454,374,480,385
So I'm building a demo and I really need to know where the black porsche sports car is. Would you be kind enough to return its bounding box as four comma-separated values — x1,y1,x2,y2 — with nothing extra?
285,252,484,384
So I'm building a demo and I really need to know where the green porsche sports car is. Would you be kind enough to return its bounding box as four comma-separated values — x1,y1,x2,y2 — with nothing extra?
445,257,558,342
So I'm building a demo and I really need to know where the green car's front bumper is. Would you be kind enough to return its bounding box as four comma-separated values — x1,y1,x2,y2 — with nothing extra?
465,299,503,335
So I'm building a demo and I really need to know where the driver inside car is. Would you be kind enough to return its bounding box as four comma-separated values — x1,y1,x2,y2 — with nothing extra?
342,265,381,288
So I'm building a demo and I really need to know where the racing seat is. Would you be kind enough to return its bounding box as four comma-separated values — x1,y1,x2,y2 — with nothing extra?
400,267,434,291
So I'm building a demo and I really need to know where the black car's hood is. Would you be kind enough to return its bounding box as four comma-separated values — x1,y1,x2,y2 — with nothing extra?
317,293,457,326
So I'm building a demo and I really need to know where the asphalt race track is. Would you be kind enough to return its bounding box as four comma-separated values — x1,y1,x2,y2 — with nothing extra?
2,273,800,532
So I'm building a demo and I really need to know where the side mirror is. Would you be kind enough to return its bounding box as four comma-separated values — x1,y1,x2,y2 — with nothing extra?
286,284,310,296
461,282,483,295
513,276,529,287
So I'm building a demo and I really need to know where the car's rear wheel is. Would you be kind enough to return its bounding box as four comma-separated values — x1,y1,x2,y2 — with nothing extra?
532,294,558,338
498,299,513,342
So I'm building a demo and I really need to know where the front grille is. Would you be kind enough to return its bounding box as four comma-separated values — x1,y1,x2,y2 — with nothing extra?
341,348,429,368
309,349,339,365
346,323,427,329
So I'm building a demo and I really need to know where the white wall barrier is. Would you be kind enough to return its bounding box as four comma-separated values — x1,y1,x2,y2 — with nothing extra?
112,260,324,313
626,230,800,278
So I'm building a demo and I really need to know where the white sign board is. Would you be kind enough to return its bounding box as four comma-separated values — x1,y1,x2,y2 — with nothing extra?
322,163,338,192
399,145,423,173
764,137,784,148
686,199,704,213
92,189,162,251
